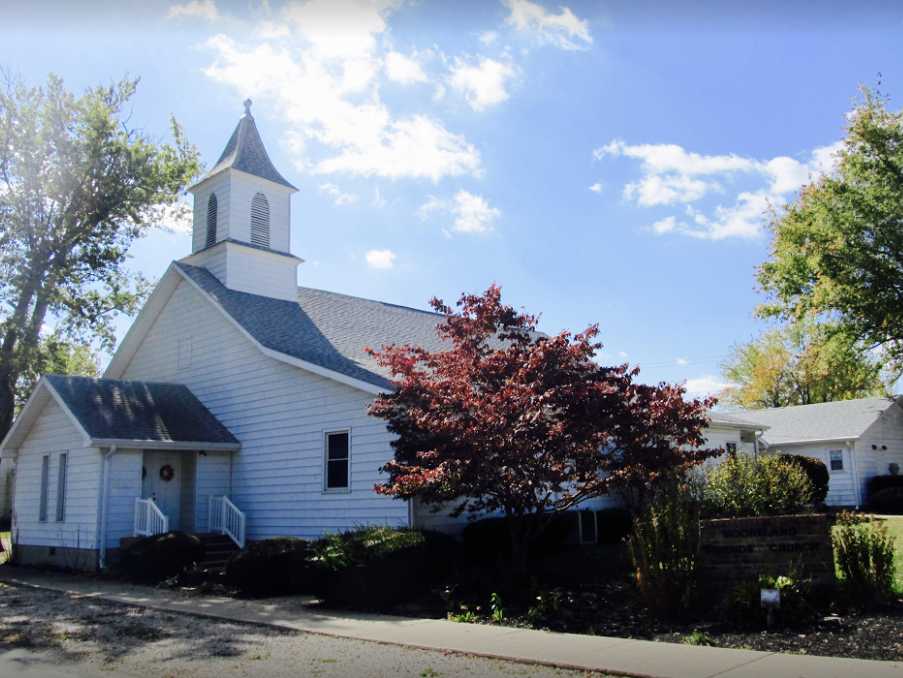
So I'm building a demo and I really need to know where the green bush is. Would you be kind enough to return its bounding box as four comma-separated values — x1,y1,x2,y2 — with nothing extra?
461,513,574,564
869,487,903,515
225,537,312,596
310,527,457,610
833,512,896,606
628,481,700,619
779,455,829,504
721,574,818,629
596,508,632,545
120,532,204,583
702,455,814,518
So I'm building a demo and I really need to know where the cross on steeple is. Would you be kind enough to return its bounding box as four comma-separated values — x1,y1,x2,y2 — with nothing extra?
243,98,253,116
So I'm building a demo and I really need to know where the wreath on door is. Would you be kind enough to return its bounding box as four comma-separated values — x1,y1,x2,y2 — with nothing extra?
159,464,175,482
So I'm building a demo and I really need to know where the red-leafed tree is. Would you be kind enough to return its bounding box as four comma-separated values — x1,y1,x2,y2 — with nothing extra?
367,285,718,571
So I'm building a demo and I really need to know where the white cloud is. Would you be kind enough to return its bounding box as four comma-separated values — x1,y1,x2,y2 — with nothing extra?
319,183,359,206
617,351,628,359
503,0,592,51
167,0,219,20
479,30,499,46
385,50,428,85
202,2,482,182
676,357,688,366
449,57,516,111
418,191,501,234
588,182,603,193
597,139,842,240
684,375,734,398
365,248,396,269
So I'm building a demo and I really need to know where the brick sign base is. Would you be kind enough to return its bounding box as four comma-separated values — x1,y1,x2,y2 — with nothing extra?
698,514,835,590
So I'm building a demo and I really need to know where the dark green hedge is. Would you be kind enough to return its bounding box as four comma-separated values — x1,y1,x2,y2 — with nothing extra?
120,532,204,583
224,537,313,596
461,513,574,563
779,454,829,504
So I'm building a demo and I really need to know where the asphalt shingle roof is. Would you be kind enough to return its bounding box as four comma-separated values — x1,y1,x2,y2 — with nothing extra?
735,397,899,445
175,262,448,389
707,411,766,430
46,375,238,445
199,110,297,190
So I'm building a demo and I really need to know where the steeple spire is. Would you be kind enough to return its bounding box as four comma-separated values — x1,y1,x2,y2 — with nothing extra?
243,98,252,116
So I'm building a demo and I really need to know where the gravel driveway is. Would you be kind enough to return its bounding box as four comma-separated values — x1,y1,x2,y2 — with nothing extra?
0,583,608,677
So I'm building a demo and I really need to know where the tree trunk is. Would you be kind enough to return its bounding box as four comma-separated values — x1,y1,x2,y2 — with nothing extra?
0,362,16,443
507,515,530,579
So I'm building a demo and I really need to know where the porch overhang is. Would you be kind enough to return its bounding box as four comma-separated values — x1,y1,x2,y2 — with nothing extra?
92,438,241,452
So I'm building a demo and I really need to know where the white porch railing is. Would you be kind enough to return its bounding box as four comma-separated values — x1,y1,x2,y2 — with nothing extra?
134,498,169,537
208,495,246,548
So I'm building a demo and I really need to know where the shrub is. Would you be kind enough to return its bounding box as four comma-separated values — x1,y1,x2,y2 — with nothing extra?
833,512,896,606
779,455,829,504
628,481,700,619
461,513,573,564
868,475,903,512
869,487,903,515
702,455,814,518
596,508,632,545
720,574,818,629
310,527,457,610
225,537,312,596
120,532,204,583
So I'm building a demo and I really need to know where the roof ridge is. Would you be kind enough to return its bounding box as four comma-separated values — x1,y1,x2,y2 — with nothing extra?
745,396,895,415
296,285,444,318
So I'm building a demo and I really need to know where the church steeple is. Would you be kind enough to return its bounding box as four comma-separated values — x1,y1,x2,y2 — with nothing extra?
183,101,302,302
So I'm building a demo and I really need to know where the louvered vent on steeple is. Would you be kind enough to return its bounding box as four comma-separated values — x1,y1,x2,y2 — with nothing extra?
250,192,270,247
206,193,218,248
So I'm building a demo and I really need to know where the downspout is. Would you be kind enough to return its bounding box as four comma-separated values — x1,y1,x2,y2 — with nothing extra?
97,445,118,570
847,439,862,507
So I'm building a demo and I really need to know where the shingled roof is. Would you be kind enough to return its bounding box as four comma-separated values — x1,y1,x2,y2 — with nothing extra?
175,262,448,390
45,375,238,447
736,397,900,446
195,102,297,190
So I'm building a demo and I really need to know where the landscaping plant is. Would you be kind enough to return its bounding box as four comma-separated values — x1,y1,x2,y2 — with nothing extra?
779,454,830,505
702,454,814,518
628,479,701,618
367,285,720,577
833,512,897,606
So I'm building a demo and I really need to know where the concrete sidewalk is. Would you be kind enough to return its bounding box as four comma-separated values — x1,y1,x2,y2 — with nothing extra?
1,567,900,678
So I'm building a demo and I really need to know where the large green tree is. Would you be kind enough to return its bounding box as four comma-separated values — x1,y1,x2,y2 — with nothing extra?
0,74,199,439
759,88,903,365
721,321,889,409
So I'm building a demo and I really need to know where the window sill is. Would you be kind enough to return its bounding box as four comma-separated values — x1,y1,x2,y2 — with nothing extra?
322,488,351,494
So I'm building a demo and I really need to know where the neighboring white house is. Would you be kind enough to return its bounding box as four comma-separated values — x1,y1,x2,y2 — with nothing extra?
737,398,903,507
0,103,765,570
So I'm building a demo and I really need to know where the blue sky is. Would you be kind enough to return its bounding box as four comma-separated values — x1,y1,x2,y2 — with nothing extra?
5,0,903,396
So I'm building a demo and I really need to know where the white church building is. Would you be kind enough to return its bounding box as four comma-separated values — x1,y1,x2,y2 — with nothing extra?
0,103,761,570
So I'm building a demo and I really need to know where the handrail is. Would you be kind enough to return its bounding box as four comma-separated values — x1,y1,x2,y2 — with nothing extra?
134,498,169,537
208,495,246,549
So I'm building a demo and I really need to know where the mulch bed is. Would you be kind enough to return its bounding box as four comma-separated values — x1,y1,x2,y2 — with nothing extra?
420,580,903,662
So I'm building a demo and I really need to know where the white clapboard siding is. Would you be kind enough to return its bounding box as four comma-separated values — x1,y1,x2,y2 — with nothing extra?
13,399,101,549
856,403,903,505
104,449,142,548
195,451,231,533
119,279,409,540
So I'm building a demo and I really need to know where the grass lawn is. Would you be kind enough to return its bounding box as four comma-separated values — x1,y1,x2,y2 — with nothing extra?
883,516,903,591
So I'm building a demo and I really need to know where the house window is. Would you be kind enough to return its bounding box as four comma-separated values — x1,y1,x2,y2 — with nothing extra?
829,449,844,472
325,431,350,490
56,452,68,522
177,337,193,370
578,510,597,544
206,193,218,248
725,442,738,456
39,454,49,522
250,192,270,247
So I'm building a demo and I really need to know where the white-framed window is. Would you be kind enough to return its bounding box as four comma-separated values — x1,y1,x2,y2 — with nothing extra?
829,449,844,472
39,454,50,522
578,510,597,544
324,430,350,491
206,193,218,248
250,192,270,247
55,452,68,522
177,337,193,370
